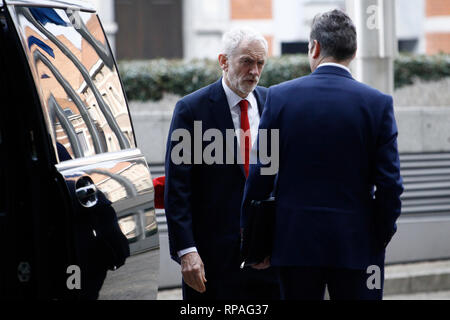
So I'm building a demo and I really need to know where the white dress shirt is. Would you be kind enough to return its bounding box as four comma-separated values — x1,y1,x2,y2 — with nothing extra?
317,62,352,74
177,79,262,258
222,77,261,149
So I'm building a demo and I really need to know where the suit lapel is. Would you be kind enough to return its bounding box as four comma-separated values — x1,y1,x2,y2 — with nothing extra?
209,79,234,136
209,79,246,178
253,87,266,117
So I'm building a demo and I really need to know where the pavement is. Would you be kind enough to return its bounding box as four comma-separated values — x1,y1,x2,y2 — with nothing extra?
158,288,183,300
384,290,450,300
157,259,450,300
157,288,450,301
157,288,450,300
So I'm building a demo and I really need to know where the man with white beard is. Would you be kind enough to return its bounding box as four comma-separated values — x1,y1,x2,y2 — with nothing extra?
164,28,281,300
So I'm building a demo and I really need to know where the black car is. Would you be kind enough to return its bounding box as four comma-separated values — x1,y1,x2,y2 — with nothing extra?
0,0,159,299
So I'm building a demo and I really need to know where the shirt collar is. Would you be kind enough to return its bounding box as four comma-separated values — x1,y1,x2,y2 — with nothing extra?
222,77,257,110
317,62,351,74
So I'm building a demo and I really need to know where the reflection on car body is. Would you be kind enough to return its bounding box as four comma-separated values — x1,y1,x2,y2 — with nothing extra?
0,0,159,300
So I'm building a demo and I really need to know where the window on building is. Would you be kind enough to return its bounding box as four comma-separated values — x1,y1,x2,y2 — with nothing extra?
115,0,183,59
281,42,310,55
398,39,418,53
63,109,73,117
77,131,89,153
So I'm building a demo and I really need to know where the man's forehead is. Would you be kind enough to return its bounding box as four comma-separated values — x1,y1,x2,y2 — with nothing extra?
235,41,267,59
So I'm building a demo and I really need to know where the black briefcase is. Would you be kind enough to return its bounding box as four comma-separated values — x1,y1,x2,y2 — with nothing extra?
240,197,276,268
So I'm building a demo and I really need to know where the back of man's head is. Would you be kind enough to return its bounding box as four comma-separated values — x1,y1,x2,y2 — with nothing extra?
310,9,357,62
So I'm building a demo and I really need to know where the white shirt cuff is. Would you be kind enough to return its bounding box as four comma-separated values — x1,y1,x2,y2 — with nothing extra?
178,247,198,258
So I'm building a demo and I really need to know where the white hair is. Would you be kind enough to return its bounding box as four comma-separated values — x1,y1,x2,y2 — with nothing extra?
221,27,268,57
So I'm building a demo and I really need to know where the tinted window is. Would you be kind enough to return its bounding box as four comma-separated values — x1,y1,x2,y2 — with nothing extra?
9,6,136,162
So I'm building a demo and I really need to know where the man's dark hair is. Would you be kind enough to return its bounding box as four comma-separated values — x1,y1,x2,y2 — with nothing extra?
310,9,357,61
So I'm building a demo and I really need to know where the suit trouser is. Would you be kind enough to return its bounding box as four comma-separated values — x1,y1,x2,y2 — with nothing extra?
277,266,384,300
182,267,281,301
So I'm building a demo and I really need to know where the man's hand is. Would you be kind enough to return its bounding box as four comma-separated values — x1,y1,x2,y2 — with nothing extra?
252,256,271,270
181,252,207,293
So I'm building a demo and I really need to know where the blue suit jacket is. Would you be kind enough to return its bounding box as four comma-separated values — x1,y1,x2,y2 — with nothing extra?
241,66,404,270
164,79,267,277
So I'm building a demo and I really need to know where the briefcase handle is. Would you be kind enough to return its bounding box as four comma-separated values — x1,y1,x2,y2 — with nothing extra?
250,197,276,207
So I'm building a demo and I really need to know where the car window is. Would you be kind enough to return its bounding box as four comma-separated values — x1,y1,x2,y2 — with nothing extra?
9,6,136,162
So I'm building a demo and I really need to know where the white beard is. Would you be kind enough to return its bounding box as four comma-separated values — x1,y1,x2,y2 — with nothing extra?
227,66,258,97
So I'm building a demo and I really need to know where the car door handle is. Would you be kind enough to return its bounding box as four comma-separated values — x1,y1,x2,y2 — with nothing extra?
75,176,98,208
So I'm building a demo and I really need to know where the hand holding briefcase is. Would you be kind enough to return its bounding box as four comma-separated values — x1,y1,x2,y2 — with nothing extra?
240,197,276,268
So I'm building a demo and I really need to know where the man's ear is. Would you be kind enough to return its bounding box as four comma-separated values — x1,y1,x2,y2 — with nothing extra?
218,54,228,72
312,40,321,59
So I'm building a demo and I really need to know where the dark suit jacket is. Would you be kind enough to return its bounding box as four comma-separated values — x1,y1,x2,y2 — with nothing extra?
241,66,404,270
164,78,268,277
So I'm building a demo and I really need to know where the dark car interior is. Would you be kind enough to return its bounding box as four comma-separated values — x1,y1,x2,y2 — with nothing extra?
0,5,80,299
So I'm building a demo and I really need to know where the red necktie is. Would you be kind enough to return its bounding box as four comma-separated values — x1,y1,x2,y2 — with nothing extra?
239,100,251,178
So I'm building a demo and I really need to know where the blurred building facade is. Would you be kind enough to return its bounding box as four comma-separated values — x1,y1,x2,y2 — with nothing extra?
88,0,117,52
425,0,450,54
87,0,450,60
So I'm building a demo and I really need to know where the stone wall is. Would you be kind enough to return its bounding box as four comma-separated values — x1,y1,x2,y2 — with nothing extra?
425,0,450,55
129,96,178,165
396,107,450,153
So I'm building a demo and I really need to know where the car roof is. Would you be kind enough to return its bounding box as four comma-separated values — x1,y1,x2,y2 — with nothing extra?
2,0,96,12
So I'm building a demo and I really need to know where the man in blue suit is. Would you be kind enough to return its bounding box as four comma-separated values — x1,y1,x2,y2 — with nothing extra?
164,28,280,300
242,10,403,300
